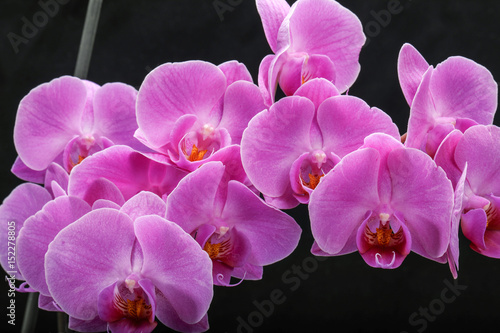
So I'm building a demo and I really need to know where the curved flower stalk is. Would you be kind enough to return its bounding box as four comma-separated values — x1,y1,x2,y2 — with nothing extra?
435,125,500,258
398,43,497,157
44,191,213,332
166,162,301,286
241,79,399,209
309,133,454,269
135,60,266,174
256,0,365,104
12,76,142,183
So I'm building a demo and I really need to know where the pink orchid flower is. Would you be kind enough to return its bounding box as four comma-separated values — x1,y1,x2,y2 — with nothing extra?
135,60,266,173
12,76,142,183
166,161,301,286
435,125,500,258
256,0,365,104
398,43,497,157
241,78,399,209
309,133,454,269
44,191,213,333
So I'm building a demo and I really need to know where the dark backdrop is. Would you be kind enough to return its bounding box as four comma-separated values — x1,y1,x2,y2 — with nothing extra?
1,1,500,332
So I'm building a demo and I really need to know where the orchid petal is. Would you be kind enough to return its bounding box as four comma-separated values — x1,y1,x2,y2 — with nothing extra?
294,78,340,110
120,191,167,221
388,147,454,259
17,196,91,296
454,125,500,196
218,60,253,85
405,66,435,150
431,56,497,124
92,82,143,149
134,215,213,324
222,180,301,266
397,43,429,106
45,209,136,320
156,293,210,333
319,96,400,158
0,183,52,278
257,54,275,107
256,0,291,53
218,81,267,145
69,145,187,201
166,162,226,233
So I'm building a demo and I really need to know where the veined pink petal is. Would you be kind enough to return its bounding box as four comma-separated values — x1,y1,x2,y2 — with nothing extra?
68,316,107,332
461,208,488,251
166,162,227,233
68,145,187,202
92,82,143,150
301,54,336,88
454,125,500,196
241,96,314,198
0,183,52,278
45,209,136,320
120,191,167,222
434,129,464,189
294,78,340,110
397,43,429,106
134,215,213,324
318,95,400,159
17,196,91,296
44,162,69,197
156,294,209,333
430,56,497,124
360,133,404,204
387,147,454,260
80,80,100,134
221,180,301,266
257,54,275,107
446,164,467,279
218,60,253,86
309,147,381,255
405,66,435,150
14,76,87,170
287,0,365,92
136,61,227,148
218,81,267,145
11,156,47,183
256,0,291,53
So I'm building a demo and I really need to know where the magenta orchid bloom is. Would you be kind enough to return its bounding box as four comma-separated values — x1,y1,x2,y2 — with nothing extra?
256,0,365,104
166,161,301,286
135,60,266,173
309,133,454,269
435,125,500,258
398,43,497,157
241,79,399,209
12,76,142,183
44,191,213,333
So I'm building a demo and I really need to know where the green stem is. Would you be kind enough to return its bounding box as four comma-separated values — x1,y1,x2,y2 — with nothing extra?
74,0,103,79
20,293,39,333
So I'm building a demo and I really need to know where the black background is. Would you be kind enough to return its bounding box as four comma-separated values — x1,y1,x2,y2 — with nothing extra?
1,1,500,332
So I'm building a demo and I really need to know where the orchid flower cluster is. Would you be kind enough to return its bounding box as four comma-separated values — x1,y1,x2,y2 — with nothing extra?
1,0,499,332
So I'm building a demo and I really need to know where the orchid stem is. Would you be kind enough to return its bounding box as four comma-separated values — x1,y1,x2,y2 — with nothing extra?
57,312,70,332
74,0,103,79
20,292,39,333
